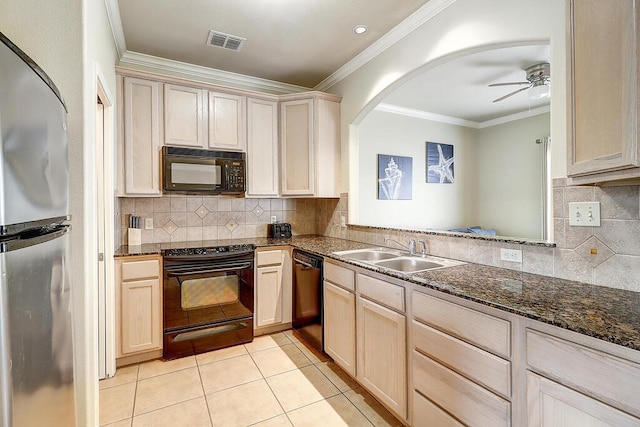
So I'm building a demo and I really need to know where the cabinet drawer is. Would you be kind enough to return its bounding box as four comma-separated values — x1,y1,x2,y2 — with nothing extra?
413,350,510,427
256,249,283,267
121,259,160,281
324,262,355,291
357,273,404,312
413,390,464,427
412,320,510,397
412,291,510,358
527,329,640,415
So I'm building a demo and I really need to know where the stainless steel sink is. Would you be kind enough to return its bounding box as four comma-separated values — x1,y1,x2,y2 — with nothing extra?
332,248,402,262
373,257,446,272
332,248,465,273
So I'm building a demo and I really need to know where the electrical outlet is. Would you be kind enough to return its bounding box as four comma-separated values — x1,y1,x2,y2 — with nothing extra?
500,248,522,263
340,215,346,227
270,216,277,224
144,217,153,230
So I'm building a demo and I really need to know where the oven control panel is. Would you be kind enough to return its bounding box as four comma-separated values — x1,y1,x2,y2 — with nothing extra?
163,244,255,258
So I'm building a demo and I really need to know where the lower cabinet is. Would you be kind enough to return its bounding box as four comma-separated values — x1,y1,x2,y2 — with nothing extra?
411,290,511,427
527,372,640,426
115,255,163,363
254,247,292,332
526,328,640,424
357,274,407,420
323,280,356,376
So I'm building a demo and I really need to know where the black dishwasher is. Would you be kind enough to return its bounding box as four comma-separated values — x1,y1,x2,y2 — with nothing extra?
292,249,324,352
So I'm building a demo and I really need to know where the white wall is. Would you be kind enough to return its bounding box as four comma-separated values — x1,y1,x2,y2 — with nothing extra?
326,0,566,194
83,0,118,425
1,0,118,424
477,113,550,239
357,110,478,230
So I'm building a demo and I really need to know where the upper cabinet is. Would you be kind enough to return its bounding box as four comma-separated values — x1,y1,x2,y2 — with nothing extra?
280,92,341,197
208,92,246,151
117,71,341,198
118,76,162,197
163,84,207,148
567,0,640,185
246,97,279,197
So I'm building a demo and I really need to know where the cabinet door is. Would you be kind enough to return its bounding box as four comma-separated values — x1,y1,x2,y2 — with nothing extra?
247,98,279,196
527,372,640,426
357,296,406,419
208,92,246,151
120,278,162,355
567,0,638,176
280,99,314,196
164,84,206,147
323,281,356,376
255,265,284,328
122,77,162,196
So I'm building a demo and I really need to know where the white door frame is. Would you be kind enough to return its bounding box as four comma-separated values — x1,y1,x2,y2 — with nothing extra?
95,66,116,379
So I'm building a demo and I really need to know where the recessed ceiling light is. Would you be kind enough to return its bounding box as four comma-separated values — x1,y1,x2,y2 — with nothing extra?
353,25,368,35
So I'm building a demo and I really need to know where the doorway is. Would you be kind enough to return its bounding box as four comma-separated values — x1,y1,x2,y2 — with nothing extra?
96,74,115,379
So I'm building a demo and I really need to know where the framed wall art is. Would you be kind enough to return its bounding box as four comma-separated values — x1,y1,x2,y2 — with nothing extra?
377,154,412,200
426,142,454,183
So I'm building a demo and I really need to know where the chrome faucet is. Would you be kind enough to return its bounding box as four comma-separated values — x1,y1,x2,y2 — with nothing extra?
417,240,428,256
384,237,417,255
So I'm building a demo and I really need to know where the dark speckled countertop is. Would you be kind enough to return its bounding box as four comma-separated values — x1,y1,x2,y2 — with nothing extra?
116,235,640,352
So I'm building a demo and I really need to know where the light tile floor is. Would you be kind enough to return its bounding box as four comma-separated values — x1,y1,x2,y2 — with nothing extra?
99,331,403,427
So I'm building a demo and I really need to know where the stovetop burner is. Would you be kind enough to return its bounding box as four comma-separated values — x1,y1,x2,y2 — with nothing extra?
162,243,255,257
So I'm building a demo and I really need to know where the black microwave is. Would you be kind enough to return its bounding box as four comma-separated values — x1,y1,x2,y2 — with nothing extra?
162,146,246,194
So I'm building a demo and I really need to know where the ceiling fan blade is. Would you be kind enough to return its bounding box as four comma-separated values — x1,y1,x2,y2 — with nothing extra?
488,81,530,87
492,85,531,103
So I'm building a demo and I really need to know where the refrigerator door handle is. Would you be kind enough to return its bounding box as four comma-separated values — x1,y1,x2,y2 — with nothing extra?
0,225,69,254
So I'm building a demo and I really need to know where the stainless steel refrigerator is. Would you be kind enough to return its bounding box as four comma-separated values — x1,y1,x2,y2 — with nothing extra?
0,33,75,426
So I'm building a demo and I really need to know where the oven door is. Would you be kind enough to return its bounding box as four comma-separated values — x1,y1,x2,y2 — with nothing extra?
163,252,254,359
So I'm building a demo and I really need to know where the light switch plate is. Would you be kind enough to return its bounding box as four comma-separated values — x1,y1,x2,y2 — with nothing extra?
569,202,601,226
144,217,153,230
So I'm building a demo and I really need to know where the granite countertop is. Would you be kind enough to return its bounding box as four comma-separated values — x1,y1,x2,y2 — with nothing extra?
116,235,640,352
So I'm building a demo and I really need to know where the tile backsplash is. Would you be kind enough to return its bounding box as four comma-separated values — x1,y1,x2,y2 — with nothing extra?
115,195,339,246
117,184,640,292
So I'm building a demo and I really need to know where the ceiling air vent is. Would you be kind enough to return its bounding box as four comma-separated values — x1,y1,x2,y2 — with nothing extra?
206,30,246,52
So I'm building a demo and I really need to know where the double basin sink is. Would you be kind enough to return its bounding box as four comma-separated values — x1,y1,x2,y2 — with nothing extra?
332,248,465,274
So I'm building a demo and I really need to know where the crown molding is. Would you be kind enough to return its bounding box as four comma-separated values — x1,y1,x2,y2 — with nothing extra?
375,103,478,128
313,0,457,91
478,105,550,129
375,103,551,129
104,0,127,58
118,51,312,94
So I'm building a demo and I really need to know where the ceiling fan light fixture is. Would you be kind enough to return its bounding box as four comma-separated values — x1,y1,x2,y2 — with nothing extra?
528,81,550,100
353,25,368,35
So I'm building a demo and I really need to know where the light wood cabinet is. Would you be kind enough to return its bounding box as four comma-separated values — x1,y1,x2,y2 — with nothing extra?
254,248,292,332
567,0,640,184
527,372,640,426
115,255,162,362
163,84,207,147
411,291,511,426
208,91,246,151
357,294,406,419
119,76,162,196
280,92,341,197
323,262,356,376
246,97,279,197
526,329,640,418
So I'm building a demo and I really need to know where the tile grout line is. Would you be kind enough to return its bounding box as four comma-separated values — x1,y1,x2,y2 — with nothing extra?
195,355,215,427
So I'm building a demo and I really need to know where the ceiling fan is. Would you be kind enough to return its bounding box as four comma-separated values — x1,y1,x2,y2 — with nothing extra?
488,62,551,103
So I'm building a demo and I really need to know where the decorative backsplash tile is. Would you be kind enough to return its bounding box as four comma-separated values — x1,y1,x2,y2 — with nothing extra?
116,195,334,246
